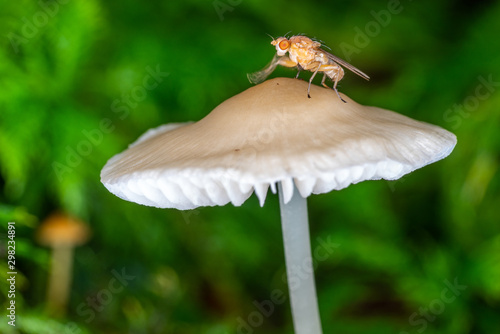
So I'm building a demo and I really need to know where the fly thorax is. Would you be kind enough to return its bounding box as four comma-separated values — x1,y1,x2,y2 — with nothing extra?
292,48,315,65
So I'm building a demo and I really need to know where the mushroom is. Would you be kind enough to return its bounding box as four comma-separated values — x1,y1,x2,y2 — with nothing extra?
101,77,456,333
37,212,90,316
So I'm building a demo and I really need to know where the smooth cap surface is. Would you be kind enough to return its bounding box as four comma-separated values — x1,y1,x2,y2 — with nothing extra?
101,77,457,209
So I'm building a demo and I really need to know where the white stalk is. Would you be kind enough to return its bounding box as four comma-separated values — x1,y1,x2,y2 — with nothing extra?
278,181,322,334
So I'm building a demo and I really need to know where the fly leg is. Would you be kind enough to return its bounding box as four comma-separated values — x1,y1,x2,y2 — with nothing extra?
332,71,346,103
312,64,347,103
295,66,303,80
307,63,322,98
320,73,328,88
302,61,330,98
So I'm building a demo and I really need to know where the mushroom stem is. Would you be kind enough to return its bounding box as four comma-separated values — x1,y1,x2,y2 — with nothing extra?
278,182,322,334
47,246,74,316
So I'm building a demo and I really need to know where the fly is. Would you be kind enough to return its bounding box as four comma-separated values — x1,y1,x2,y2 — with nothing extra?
247,35,370,103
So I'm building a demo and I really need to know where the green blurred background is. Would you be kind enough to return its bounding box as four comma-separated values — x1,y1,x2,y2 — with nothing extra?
1,0,499,333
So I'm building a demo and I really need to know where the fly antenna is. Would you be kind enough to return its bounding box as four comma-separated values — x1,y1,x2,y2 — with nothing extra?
266,33,275,42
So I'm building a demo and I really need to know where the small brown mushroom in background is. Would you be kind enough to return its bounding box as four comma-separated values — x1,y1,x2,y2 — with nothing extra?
101,77,456,333
37,212,90,316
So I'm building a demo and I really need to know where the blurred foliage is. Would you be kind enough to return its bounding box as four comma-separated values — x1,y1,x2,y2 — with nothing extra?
0,0,499,333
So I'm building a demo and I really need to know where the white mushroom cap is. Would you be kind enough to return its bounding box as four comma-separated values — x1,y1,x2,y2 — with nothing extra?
101,77,456,210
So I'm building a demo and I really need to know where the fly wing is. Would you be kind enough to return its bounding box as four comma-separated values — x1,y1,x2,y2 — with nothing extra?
247,54,281,84
320,48,370,81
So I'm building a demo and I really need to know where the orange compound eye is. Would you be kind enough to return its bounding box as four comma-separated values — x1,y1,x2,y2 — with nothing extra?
278,39,290,50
